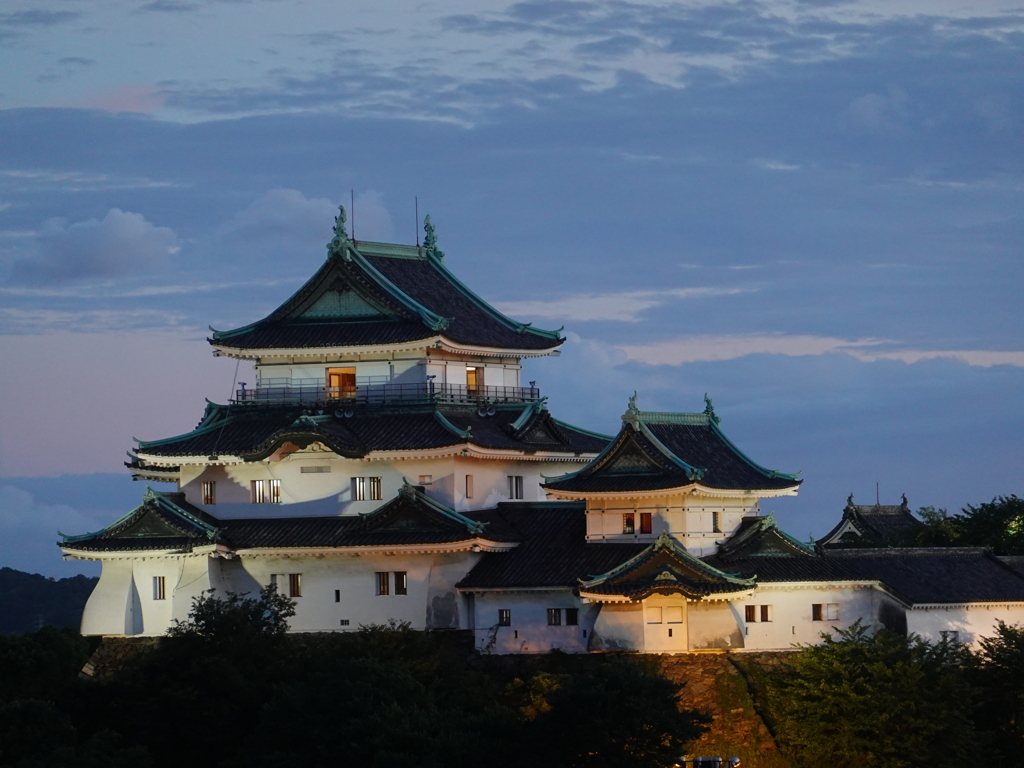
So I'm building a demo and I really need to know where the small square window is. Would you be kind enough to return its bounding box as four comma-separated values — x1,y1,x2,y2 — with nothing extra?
339,619,350,626
497,609,511,627
418,475,432,485
745,605,757,623
202,481,216,505
565,608,579,626
376,572,390,596
465,474,474,499
639,512,652,534
369,476,382,501
395,571,408,596
153,576,166,601
547,608,562,626
288,573,302,598
623,513,635,534
353,477,367,501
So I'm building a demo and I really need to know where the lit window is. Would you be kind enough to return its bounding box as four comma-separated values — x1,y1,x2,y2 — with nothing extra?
369,477,382,501
566,608,579,626
376,572,390,596
288,573,302,598
745,605,757,623
640,512,652,534
465,475,474,499
251,479,281,504
202,481,216,505
418,475,432,485
623,513,635,534
395,571,408,596
153,576,166,601
498,609,511,627
508,476,524,500
352,477,366,501
547,608,562,626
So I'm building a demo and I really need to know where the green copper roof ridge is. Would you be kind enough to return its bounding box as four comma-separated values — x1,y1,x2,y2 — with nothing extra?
550,418,615,442
541,425,628,486
151,489,220,538
422,249,563,341
708,420,801,483
510,399,544,432
396,481,486,533
347,243,450,331
580,532,755,589
636,421,706,481
60,488,218,544
137,408,235,449
61,501,149,544
433,410,472,440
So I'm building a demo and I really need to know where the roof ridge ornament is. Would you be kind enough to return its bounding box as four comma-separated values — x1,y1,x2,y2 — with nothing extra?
703,393,721,425
423,215,444,259
623,391,640,429
328,205,350,256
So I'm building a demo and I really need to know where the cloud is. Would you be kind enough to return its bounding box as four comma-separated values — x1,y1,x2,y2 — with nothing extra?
0,308,191,335
9,209,179,286
137,1,200,12
0,169,186,192
495,287,749,322
841,85,909,133
615,334,1024,368
754,159,801,171
80,85,166,114
0,10,79,27
0,485,97,574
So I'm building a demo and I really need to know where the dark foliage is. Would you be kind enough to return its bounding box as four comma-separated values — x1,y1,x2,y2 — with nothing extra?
914,496,1024,554
968,620,1024,766
0,568,97,634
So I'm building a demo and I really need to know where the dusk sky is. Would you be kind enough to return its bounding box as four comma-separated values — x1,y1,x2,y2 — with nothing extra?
1,0,1021,576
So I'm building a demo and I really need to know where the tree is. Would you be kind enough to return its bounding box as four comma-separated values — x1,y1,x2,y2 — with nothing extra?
166,586,295,641
969,620,1024,766
771,622,976,768
914,496,1024,554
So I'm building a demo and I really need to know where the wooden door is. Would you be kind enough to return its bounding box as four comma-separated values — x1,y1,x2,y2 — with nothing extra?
326,367,356,399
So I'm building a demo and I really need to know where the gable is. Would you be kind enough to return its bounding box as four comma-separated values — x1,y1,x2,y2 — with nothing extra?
521,421,564,445
116,508,191,538
298,287,392,319
602,440,664,474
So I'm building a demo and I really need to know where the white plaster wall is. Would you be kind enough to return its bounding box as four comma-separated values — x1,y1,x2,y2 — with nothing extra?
737,585,882,650
590,602,646,651
642,595,689,652
907,604,1024,648
688,601,744,650
80,559,135,636
471,591,593,654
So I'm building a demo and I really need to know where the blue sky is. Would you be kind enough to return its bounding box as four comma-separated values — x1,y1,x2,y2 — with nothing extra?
1,0,1022,576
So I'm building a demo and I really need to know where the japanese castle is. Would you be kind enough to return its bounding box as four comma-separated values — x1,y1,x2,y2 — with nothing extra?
61,208,1024,652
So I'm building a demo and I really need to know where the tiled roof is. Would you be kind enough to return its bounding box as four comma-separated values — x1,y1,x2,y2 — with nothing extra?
457,503,648,589
133,402,608,460
715,514,816,560
818,496,925,548
543,404,800,495
210,237,562,354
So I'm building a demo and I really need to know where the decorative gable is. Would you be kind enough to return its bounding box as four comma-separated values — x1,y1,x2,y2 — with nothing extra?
298,287,391,319
117,510,191,538
603,441,664,474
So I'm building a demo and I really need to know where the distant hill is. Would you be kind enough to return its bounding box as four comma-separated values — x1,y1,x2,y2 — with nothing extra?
0,567,97,633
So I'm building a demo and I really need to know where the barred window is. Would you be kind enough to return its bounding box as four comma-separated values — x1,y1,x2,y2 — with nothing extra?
369,477,382,501
547,608,562,626
288,573,302,598
352,477,366,501
508,475,524,500
201,481,216,505
376,572,390,596
497,609,511,627
622,513,635,534
251,479,280,503
153,576,166,601
395,571,408,595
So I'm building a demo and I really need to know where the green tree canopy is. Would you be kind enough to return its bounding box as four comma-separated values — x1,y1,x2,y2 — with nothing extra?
915,495,1024,554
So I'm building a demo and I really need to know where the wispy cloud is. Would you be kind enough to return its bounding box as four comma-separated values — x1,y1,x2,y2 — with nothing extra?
0,278,300,299
0,307,193,335
615,333,1024,368
495,287,750,322
0,169,187,192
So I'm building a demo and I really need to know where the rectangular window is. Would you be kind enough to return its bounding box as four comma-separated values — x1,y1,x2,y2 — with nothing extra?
300,465,331,474
395,571,408,595
418,475,432,485
665,606,683,624
202,481,216,505
339,619,350,626
251,479,281,503
640,512,652,534
465,474,474,499
352,477,366,501
369,476,382,501
745,605,757,623
547,608,562,626
326,366,356,399
376,572,390,596
825,603,839,621
623,513,635,534
153,576,166,600
508,475,524,500
646,606,663,624
288,573,302,598
812,604,823,621
712,510,721,533
566,608,579,626
497,609,511,627
760,605,773,623
334,589,340,603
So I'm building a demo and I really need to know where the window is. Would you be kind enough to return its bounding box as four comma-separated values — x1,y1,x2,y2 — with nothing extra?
760,605,772,623
745,605,757,623
622,513,635,534
395,572,408,596
334,590,341,603
352,477,366,501
288,573,302,598
566,608,579,626
326,366,356,399
812,603,840,621
202,481,216,505
376,572,390,596
300,465,331,474
251,479,281,503
498,609,511,627
640,512,652,534
465,474,474,499
712,510,721,533
418,474,433,485
466,366,479,392
547,608,562,626
646,606,663,624
746,604,775,624
508,475,524,500
339,619,350,626
369,476,382,501
153,576,166,600
665,606,683,624
352,476,382,500
940,630,959,643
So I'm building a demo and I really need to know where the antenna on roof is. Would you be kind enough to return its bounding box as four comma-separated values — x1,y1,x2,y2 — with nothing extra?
876,481,880,505
351,189,355,241
415,196,420,246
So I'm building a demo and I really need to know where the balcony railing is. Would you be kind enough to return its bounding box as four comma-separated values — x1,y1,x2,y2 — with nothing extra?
233,382,541,407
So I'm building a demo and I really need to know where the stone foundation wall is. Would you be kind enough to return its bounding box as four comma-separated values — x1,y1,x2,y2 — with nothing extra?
80,636,158,680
